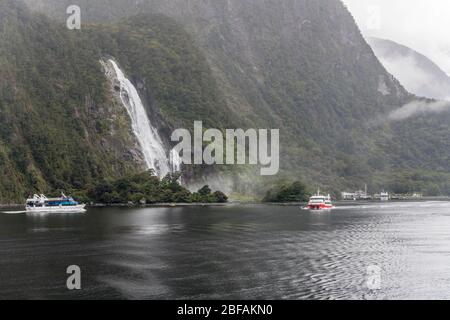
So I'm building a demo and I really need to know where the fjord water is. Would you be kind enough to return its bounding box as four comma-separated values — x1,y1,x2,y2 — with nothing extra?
1,202,450,300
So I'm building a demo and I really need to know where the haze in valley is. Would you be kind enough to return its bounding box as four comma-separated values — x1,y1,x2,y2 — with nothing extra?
343,0,450,75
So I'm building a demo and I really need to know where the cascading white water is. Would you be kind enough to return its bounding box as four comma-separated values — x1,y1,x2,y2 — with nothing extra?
170,149,183,174
108,59,173,177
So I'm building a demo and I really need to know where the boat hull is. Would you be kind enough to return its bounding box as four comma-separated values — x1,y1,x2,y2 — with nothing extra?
26,204,86,213
307,204,334,210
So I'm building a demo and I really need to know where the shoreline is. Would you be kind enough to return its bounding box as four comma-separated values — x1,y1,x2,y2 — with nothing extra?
1,197,450,209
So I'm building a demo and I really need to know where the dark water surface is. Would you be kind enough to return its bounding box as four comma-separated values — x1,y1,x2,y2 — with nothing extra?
1,202,450,300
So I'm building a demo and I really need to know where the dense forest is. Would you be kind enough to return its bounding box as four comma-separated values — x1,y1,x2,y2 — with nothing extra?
0,0,448,203
263,181,309,203
73,170,228,205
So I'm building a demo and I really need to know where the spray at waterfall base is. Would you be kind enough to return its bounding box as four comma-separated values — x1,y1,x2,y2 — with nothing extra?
171,121,279,176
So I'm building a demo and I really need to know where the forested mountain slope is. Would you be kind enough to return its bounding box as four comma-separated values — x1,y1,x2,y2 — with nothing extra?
1,0,448,199
0,0,229,201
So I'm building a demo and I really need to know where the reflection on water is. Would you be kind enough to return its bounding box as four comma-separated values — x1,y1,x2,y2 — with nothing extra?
1,202,450,299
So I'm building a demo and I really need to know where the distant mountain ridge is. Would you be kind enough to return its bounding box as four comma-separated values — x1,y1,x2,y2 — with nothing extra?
368,37,450,101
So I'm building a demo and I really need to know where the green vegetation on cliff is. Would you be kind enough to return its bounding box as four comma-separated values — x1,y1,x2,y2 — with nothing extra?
21,0,450,198
0,0,231,202
0,0,449,202
0,0,139,202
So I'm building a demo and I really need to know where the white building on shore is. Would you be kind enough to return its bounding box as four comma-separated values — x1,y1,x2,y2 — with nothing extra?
341,192,356,200
341,185,371,200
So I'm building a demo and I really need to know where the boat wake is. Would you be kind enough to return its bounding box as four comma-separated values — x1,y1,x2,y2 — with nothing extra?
333,201,450,211
2,210,27,215
301,206,336,211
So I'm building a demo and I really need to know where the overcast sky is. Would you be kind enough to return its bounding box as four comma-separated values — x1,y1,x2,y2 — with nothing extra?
342,0,450,74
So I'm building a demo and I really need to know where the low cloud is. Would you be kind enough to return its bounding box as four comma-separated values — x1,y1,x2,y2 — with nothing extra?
343,0,450,75
373,52,450,101
388,100,450,121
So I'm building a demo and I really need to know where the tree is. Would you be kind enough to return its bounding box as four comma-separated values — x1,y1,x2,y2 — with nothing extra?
198,185,212,196
264,181,308,202
212,191,228,203
172,190,191,203
162,172,183,192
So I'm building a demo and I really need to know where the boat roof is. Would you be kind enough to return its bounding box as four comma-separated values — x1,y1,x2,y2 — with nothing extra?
26,194,73,202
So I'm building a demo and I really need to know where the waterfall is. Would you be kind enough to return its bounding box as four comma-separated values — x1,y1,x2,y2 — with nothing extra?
170,149,183,174
107,59,172,178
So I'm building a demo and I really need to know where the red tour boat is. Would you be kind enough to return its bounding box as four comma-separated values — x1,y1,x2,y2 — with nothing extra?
307,189,334,210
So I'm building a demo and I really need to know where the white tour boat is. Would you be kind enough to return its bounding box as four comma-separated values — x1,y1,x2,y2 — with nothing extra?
26,194,86,213
380,192,389,201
